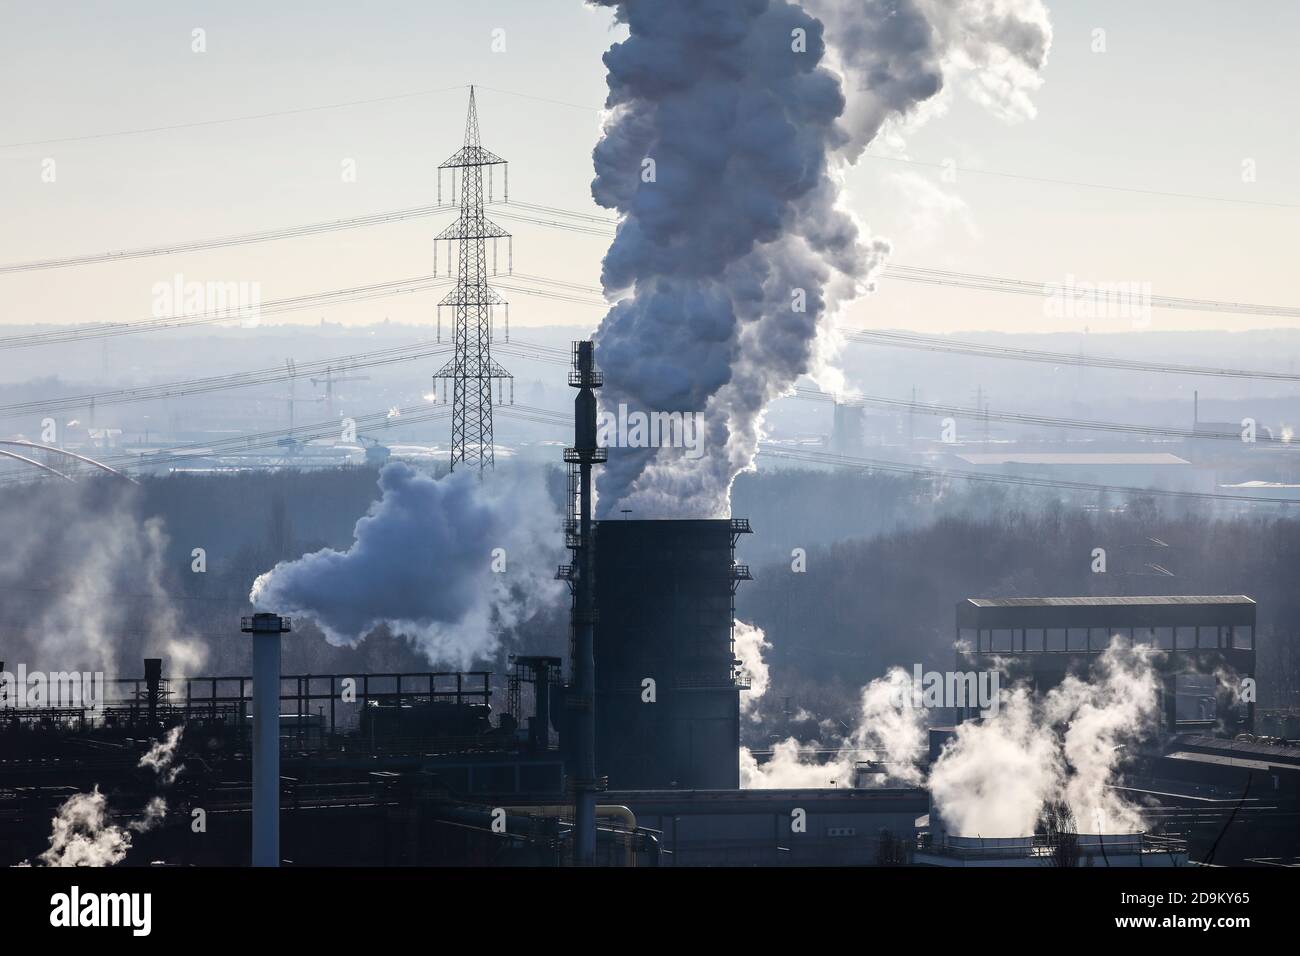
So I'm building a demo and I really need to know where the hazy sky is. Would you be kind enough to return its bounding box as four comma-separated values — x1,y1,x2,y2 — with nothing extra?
1,0,1296,336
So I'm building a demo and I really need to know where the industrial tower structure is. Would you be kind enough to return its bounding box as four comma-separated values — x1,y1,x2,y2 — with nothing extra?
433,87,513,472
559,340,606,864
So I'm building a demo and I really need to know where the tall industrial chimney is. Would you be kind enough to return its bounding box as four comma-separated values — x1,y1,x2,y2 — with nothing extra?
565,341,605,864
240,612,292,867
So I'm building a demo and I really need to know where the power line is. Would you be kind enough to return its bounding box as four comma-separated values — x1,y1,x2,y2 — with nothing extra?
882,264,1300,318
491,403,1300,506
6,197,1295,319
6,73,1284,214
839,328,1300,382
0,341,454,420
0,275,600,352
791,385,1297,444
472,85,601,114
0,204,459,275
0,405,453,486
0,85,471,150
0,276,455,350
758,446,1300,506
860,153,1300,211
0,201,603,276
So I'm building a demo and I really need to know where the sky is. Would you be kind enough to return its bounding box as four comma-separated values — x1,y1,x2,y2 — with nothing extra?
0,0,1296,336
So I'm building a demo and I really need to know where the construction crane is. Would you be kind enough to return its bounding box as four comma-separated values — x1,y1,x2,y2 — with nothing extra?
311,366,371,421
240,360,325,449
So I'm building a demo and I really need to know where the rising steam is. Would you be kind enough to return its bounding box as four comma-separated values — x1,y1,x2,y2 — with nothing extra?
735,620,772,721
741,667,927,788
0,481,207,679
138,726,184,785
589,0,1050,517
250,463,562,669
930,640,1160,837
739,636,1160,839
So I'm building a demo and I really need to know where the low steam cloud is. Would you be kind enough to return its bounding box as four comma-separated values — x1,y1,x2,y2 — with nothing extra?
930,641,1160,837
250,463,562,669
0,481,206,679
741,667,927,788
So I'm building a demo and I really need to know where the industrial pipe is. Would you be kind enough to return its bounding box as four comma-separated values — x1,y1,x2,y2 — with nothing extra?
241,612,292,867
505,804,639,866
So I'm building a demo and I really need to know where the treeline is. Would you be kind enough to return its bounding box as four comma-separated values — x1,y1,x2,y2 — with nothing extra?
3,464,1295,735
736,500,1300,737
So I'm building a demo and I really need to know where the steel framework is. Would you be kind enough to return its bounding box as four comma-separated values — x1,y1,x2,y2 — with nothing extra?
432,87,513,472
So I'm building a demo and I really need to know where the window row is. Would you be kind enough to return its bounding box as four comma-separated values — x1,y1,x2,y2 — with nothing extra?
961,625,1253,653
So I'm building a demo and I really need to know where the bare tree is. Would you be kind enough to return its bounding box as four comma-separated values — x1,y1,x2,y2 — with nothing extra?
1037,800,1081,868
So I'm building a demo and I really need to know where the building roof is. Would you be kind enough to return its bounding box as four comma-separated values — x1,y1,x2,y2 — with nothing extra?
964,595,1255,608
955,452,1190,466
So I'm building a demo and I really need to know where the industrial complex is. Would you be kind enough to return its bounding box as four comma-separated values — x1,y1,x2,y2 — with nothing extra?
2,340,1296,870
2,16,1298,941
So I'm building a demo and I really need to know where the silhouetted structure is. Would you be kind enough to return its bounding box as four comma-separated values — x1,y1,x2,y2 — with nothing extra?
593,518,752,789
432,87,513,471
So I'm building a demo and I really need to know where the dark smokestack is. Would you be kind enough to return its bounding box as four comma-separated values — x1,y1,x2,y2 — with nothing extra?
566,341,605,864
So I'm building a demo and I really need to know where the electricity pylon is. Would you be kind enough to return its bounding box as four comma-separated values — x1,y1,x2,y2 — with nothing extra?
432,86,513,473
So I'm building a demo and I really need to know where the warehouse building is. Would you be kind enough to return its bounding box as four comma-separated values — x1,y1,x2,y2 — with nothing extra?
955,595,1256,733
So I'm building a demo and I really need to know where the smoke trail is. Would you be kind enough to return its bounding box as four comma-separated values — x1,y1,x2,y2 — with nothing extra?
589,0,1050,517
929,640,1160,837
138,726,184,785
0,481,206,679
17,789,171,866
250,463,563,669
741,667,927,787
805,0,1051,160
128,797,168,834
734,620,771,721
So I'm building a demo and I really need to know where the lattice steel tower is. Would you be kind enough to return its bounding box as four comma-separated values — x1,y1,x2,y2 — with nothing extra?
433,87,513,472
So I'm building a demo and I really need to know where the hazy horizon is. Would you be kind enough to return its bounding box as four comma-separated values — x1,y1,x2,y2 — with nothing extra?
1,0,1296,337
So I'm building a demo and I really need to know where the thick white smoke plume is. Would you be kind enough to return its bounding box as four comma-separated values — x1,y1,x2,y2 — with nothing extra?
930,641,1160,837
589,0,1050,517
250,464,562,669
18,789,170,867
741,667,927,788
24,788,131,867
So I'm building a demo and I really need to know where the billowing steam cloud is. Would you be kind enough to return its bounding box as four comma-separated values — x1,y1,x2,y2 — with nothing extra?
589,0,1050,517
806,0,1051,159
250,464,562,668
22,788,131,867
18,789,170,867
739,637,1160,838
930,641,1160,837
741,667,927,788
